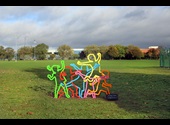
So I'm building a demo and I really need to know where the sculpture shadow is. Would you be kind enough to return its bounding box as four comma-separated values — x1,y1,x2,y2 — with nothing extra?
24,67,170,118
24,67,111,99
108,71,170,118
25,68,54,96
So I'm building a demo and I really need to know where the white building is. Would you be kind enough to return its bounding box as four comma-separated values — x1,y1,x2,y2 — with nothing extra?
47,48,84,55
148,46,159,49
73,48,84,54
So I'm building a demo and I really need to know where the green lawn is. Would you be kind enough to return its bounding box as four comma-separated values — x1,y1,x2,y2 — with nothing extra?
0,59,170,119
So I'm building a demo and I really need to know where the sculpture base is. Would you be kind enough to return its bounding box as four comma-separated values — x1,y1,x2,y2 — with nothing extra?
106,93,118,101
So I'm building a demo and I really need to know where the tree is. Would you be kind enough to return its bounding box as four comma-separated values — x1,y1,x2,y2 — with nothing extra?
99,45,109,59
155,48,161,59
79,51,86,59
107,45,119,59
146,48,160,59
49,54,56,60
35,43,49,60
71,54,79,59
18,46,33,60
57,44,74,60
0,46,5,60
4,47,15,61
84,45,100,56
125,45,144,59
114,44,126,59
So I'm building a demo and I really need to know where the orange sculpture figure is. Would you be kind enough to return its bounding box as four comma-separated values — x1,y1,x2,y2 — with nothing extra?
47,53,113,99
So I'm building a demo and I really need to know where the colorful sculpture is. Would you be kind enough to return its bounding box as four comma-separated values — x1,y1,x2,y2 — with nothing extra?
46,53,112,99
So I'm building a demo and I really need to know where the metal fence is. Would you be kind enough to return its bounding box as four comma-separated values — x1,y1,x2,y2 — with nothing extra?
160,48,170,68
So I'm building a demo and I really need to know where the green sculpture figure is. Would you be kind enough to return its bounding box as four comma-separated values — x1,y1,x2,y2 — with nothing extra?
47,60,70,98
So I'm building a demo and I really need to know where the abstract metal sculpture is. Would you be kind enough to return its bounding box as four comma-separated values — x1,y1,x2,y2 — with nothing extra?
47,53,112,99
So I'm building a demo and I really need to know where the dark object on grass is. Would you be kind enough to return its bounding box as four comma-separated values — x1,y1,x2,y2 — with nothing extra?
106,93,118,101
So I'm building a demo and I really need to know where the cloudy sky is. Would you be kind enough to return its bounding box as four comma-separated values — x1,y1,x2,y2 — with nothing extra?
0,6,170,51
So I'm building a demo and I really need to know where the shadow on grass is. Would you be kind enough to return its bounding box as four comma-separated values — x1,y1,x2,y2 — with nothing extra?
25,68,55,97
109,71,170,118
24,67,170,118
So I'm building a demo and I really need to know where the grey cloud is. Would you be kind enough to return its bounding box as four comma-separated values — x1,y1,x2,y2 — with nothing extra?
0,6,170,50
124,10,146,20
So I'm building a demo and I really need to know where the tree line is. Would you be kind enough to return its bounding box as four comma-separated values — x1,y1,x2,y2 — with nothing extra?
0,43,160,61
0,43,48,61
58,44,160,60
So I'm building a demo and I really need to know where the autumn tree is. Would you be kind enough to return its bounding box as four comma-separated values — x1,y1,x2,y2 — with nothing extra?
125,45,144,59
146,48,160,59
18,46,33,60
0,46,5,60
57,44,74,60
4,47,15,61
107,45,119,59
98,45,109,59
84,45,100,56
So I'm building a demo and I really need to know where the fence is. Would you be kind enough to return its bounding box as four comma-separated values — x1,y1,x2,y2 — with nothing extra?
160,48,170,68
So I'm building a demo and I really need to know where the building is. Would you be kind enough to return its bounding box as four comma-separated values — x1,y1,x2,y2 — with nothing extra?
47,49,57,54
140,48,149,54
47,48,84,60
140,46,159,54
72,48,84,54
148,46,159,49
47,48,84,55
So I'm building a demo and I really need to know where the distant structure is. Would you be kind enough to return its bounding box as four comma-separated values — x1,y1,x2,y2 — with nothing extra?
148,46,159,49
140,48,149,54
140,46,159,54
160,47,170,68
46,48,84,59
47,49,57,54
72,48,84,54
47,48,84,55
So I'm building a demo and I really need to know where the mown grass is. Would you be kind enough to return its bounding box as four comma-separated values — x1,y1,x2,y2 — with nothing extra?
0,59,169,119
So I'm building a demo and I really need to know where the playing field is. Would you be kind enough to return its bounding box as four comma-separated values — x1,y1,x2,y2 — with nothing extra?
0,59,169,119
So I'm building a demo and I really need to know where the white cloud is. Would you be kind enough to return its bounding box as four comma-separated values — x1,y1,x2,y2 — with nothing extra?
0,6,170,50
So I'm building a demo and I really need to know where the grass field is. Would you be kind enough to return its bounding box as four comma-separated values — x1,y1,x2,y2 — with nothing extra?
0,59,170,119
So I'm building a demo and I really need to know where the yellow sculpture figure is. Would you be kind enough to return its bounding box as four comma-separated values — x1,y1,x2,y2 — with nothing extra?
77,53,103,82
76,53,111,98
47,52,112,99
